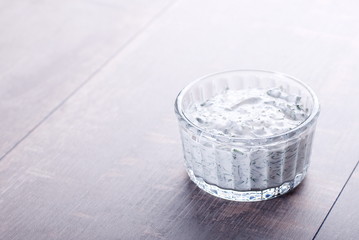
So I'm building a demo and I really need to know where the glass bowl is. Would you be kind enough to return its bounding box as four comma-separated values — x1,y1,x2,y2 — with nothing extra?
174,70,320,202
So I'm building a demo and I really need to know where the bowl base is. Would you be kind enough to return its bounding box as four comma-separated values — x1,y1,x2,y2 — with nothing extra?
187,169,307,202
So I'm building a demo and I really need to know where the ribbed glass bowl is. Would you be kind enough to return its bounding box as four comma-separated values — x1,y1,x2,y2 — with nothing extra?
174,70,320,202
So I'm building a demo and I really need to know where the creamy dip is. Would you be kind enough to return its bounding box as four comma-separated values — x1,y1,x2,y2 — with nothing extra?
186,87,308,138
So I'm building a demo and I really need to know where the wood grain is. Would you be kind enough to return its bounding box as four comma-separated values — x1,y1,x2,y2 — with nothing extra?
315,161,359,240
0,0,358,239
0,0,171,157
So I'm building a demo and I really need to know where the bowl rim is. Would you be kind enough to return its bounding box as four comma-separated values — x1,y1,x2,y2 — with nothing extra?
174,69,320,143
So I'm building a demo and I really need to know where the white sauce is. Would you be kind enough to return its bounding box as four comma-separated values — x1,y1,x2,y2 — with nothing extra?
186,87,308,138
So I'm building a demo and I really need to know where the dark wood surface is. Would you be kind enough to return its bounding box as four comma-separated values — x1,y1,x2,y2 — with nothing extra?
0,1,358,239
315,161,359,240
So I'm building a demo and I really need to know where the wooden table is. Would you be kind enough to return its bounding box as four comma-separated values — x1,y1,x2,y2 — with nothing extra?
0,1,358,239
